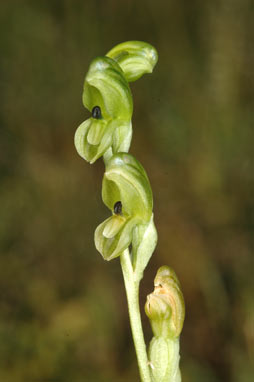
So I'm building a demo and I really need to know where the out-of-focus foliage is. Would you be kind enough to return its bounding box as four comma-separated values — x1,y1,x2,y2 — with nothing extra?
0,0,253,381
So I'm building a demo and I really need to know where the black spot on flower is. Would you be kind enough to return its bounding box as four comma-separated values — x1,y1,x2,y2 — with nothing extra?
114,201,122,215
92,106,102,119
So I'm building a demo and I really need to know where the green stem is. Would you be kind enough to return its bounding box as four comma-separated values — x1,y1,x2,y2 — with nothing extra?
120,249,152,382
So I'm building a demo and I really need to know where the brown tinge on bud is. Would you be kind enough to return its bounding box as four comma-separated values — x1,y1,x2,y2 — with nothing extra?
145,266,185,339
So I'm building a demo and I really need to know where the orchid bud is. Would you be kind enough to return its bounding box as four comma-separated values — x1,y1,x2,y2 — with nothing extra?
106,41,158,82
95,153,153,261
74,56,133,163
145,266,184,381
145,266,185,339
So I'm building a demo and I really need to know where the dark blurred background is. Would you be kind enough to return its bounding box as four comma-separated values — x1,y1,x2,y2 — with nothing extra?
0,0,253,381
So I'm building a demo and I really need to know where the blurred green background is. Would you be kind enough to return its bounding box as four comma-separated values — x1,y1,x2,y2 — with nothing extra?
0,0,253,381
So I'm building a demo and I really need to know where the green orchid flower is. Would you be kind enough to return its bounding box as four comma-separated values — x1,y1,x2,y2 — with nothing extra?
74,56,133,163
95,153,153,261
107,40,158,82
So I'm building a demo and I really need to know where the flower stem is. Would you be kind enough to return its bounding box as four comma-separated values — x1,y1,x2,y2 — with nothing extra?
120,249,152,382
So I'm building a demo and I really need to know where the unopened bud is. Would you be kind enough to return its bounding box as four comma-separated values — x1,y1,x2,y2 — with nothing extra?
145,266,185,339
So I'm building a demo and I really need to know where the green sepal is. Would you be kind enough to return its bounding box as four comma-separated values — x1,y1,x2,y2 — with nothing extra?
145,266,185,339
83,56,133,119
107,41,158,82
112,121,132,154
132,215,157,281
148,337,181,382
102,153,153,219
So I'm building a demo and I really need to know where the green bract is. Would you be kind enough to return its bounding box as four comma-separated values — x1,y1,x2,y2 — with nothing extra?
107,41,158,82
148,337,181,382
95,153,153,261
145,266,185,339
74,56,133,163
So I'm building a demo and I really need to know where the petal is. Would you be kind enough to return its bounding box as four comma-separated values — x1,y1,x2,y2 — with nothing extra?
102,215,126,238
75,118,116,164
89,120,116,164
87,119,106,145
95,217,137,261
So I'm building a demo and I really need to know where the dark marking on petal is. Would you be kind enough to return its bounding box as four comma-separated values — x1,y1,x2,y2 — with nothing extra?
92,106,102,119
114,201,122,215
